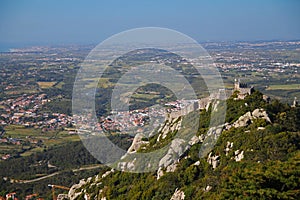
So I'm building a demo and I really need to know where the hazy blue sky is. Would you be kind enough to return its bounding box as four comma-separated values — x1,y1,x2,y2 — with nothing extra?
0,0,299,47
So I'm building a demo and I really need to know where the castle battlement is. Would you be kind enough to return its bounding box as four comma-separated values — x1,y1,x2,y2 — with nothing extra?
234,79,253,99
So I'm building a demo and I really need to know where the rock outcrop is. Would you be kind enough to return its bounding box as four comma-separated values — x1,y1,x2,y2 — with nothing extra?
204,185,212,192
101,168,115,179
157,138,190,179
157,167,164,180
68,179,87,200
199,134,205,142
170,188,185,200
57,194,68,200
234,150,244,162
207,152,220,169
127,133,149,153
193,161,200,166
188,135,200,146
159,138,189,168
225,141,233,156
118,158,136,171
232,108,271,128
157,117,182,142
166,162,178,173
233,111,252,128
207,125,224,138
252,108,271,122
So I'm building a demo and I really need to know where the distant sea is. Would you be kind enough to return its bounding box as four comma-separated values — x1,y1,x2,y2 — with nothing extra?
0,44,12,52
0,42,41,52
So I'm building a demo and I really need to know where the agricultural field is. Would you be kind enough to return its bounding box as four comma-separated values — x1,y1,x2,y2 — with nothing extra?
37,81,57,88
54,81,65,89
0,125,80,158
266,84,300,90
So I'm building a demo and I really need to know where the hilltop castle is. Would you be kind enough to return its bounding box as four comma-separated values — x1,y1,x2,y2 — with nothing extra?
234,79,254,99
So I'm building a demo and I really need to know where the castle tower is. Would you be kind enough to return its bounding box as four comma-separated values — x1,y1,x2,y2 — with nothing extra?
233,79,253,99
234,79,240,91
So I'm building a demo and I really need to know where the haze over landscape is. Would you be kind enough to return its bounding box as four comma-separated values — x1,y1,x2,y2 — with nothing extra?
0,0,300,50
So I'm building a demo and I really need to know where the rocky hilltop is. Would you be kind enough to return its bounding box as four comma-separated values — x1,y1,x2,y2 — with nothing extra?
67,90,300,200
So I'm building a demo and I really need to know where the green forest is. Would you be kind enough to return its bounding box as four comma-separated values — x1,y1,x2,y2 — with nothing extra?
0,135,132,199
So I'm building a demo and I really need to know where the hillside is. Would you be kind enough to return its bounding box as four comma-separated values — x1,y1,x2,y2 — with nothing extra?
67,90,300,200
0,135,132,199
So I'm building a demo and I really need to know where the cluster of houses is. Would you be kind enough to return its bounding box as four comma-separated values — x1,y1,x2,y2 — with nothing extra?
100,110,149,132
92,79,252,133
0,94,73,130
76,99,199,134
0,79,254,139
79,96,221,134
95,106,164,133
0,93,74,161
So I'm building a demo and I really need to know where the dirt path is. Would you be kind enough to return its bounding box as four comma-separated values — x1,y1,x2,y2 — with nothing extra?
13,172,60,183
11,164,103,183
72,164,103,172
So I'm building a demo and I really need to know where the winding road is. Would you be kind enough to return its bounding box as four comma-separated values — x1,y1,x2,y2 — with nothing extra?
10,164,103,184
